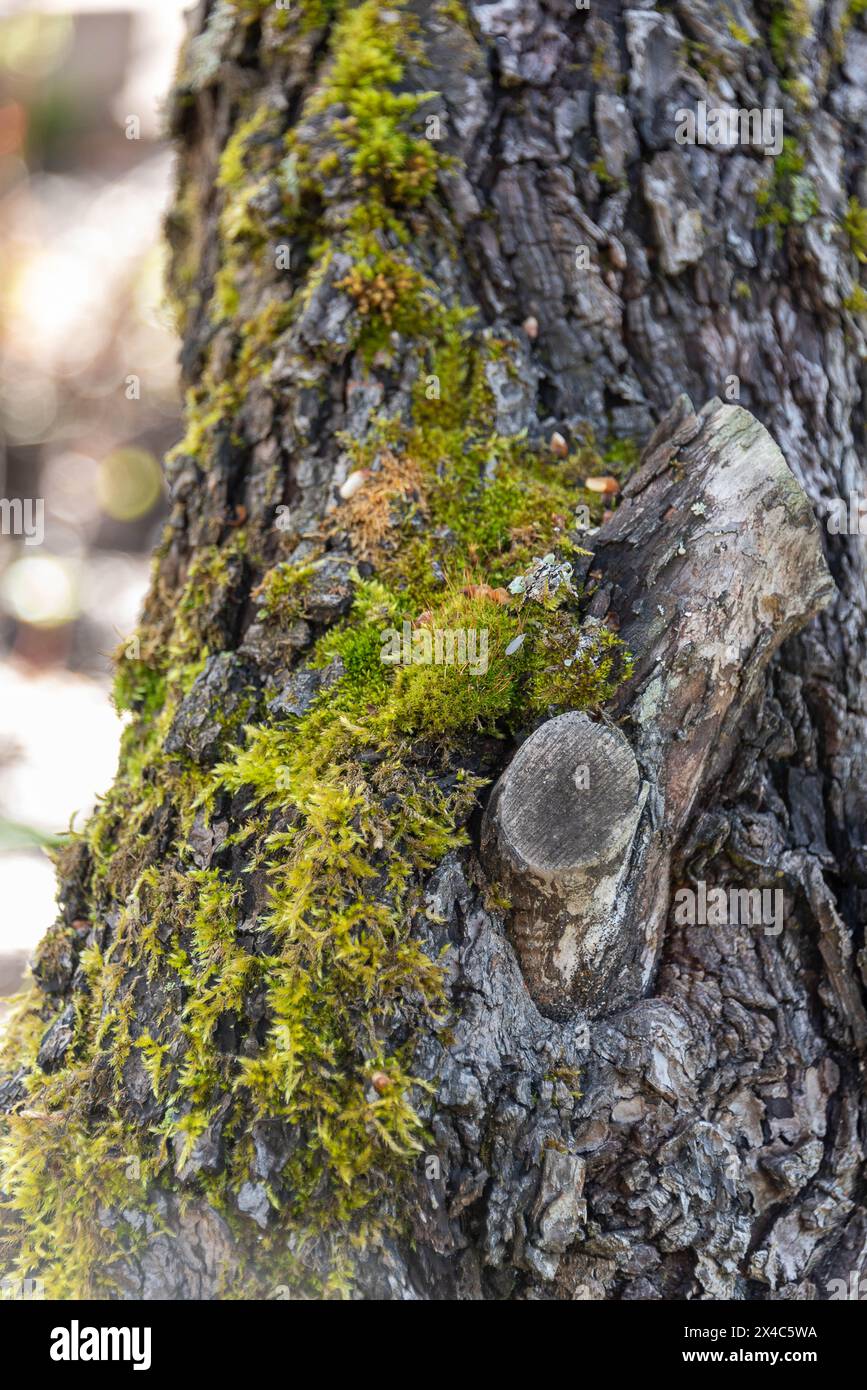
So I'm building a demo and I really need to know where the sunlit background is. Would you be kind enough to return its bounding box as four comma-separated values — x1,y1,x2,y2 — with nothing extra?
0,0,187,1012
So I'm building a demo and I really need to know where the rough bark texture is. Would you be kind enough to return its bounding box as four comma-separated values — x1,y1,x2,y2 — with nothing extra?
2,0,867,1302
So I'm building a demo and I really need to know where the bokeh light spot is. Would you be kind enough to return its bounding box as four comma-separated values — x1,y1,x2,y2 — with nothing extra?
97,446,163,521
1,553,79,628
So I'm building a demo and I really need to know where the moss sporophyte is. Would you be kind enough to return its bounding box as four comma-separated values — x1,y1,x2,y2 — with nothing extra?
0,0,636,1297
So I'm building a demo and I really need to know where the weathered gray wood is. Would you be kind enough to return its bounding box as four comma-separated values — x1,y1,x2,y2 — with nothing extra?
482,712,645,1015
484,399,834,1018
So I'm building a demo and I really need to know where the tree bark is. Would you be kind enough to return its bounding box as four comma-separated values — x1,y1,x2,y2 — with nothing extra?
2,0,867,1302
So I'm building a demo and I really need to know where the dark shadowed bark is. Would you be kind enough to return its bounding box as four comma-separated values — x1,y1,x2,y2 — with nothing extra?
2,0,866,1302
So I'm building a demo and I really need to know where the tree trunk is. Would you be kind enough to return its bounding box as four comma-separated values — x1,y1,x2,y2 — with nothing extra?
2,0,867,1302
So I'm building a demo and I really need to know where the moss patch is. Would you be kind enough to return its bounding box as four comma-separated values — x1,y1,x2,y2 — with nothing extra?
755,137,818,242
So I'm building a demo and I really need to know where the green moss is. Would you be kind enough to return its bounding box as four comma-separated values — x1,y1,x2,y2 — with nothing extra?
219,109,271,194
172,540,246,663
756,137,818,242
112,656,167,720
230,0,338,31
769,0,812,73
380,590,629,739
213,265,241,320
601,436,640,473
312,0,445,208
384,592,522,736
727,18,753,44
590,39,618,86
0,1100,162,1298
435,0,469,25
843,195,867,263
167,298,295,475
211,107,281,326
832,0,865,64
254,559,315,622
198,720,474,1247
527,615,632,709
336,242,430,359
167,380,239,467
590,155,620,188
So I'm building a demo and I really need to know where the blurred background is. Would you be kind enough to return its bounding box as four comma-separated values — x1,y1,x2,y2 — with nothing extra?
0,0,188,1013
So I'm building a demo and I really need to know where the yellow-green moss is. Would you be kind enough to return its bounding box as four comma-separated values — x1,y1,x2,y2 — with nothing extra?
726,17,753,45
756,137,818,241
229,0,338,31
843,195,867,263
769,0,812,73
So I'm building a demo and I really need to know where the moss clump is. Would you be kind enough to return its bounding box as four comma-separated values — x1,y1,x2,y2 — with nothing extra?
0,1101,163,1299
843,195,867,264
331,451,426,563
314,2,441,207
171,540,247,663
381,587,630,739
590,155,625,191
336,247,428,355
726,18,753,45
229,0,338,31
756,137,818,241
384,591,522,736
435,0,469,26
526,614,632,710
590,39,619,87
768,0,812,72
166,380,238,466
253,560,316,622
212,106,285,326
112,657,167,721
